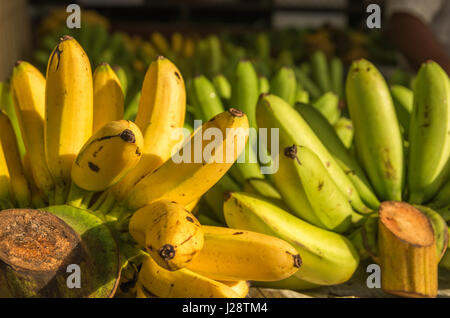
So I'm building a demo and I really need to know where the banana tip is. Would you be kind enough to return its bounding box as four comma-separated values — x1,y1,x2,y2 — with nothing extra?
284,145,297,159
293,254,302,268
223,192,233,202
228,108,244,117
60,35,73,42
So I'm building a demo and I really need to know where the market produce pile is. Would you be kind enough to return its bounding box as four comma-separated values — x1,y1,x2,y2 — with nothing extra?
0,11,449,298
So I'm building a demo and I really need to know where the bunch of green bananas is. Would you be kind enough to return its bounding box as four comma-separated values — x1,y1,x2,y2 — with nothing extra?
187,56,450,296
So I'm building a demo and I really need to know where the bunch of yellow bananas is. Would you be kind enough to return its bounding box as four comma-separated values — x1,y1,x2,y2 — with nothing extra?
0,35,310,298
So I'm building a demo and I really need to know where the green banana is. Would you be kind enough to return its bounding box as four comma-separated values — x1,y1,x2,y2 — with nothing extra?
229,60,264,180
212,74,231,100
256,94,371,214
346,59,404,201
258,75,270,94
430,179,450,209
390,85,413,135
243,178,281,201
312,91,340,125
310,51,331,93
224,192,360,286
191,75,225,121
330,57,344,100
295,67,321,101
203,173,241,224
281,145,363,233
295,88,309,104
334,117,354,149
408,61,450,204
270,67,297,105
296,103,379,209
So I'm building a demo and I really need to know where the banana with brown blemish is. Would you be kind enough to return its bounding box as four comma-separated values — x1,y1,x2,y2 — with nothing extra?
129,200,204,271
71,120,143,192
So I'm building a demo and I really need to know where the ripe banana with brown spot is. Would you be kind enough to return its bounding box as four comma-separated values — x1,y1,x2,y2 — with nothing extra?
93,62,124,133
137,255,241,298
0,111,31,208
45,35,93,204
186,225,301,282
10,61,55,202
99,56,186,211
122,108,249,213
71,120,143,192
129,200,204,271
0,130,14,209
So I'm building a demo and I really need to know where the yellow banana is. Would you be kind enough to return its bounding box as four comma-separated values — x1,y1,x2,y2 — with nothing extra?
183,37,195,58
10,61,55,202
186,225,301,281
123,108,249,213
71,120,143,192
45,36,93,204
138,255,241,298
100,57,186,210
0,133,13,209
185,197,200,213
129,200,204,271
22,153,47,208
0,111,31,208
93,63,124,133
151,32,169,54
171,32,183,55
219,280,249,298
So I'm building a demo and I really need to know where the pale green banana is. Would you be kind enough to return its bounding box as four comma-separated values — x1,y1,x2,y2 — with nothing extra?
212,74,231,100
224,192,360,285
229,60,264,180
295,68,321,101
330,57,344,100
256,94,372,214
284,145,363,232
258,75,270,94
296,103,379,209
310,51,331,93
334,117,354,149
346,59,404,201
408,61,450,204
390,85,413,135
312,91,340,125
295,88,309,104
430,179,450,209
270,67,297,106
191,75,225,121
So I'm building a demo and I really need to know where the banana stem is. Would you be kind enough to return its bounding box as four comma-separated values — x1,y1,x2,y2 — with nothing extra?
66,182,91,208
53,182,69,205
98,193,117,214
108,203,130,222
47,189,56,206
90,191,107,211
80,192,95,210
